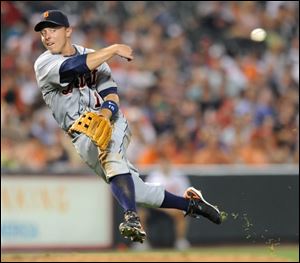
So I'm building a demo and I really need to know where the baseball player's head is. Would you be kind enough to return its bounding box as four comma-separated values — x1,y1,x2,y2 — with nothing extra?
34,10,72,54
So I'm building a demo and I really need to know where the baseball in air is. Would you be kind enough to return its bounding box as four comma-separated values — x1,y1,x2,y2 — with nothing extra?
250,28,267,42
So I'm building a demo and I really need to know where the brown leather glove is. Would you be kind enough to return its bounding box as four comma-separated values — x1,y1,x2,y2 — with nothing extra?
69,112,112,151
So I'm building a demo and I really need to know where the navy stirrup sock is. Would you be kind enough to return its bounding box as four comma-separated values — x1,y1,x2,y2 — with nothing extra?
160,190,190,211
110,173,136,212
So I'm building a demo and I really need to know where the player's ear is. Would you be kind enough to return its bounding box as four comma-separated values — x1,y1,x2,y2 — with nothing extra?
66,27,72,38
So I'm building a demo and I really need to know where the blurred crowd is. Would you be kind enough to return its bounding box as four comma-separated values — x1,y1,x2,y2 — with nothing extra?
1,1,299,171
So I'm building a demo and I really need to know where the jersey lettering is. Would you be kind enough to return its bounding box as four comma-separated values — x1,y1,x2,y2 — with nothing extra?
61,85,73,95
61,69,98,95
93,91,101,108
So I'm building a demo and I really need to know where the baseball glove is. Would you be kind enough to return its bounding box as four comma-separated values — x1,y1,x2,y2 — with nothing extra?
69,112,112,151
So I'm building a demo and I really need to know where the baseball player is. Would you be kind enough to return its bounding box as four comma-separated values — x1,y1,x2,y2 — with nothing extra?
33,10,222,243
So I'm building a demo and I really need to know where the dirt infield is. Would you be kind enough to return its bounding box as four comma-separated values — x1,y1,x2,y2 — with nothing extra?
3,245,298,262
1,253,289,262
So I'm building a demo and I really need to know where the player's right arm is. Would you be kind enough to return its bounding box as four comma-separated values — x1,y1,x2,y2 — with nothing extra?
35,44,133,95
86,44,133,70
57,44,133,84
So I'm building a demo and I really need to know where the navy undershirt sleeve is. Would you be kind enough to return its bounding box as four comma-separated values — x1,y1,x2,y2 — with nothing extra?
59,54,90,83
99,87,118,99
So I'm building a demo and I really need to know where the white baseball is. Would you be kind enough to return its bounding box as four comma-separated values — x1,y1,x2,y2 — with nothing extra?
250,28,267,42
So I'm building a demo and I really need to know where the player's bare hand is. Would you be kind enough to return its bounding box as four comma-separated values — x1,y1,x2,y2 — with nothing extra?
114,44,133,61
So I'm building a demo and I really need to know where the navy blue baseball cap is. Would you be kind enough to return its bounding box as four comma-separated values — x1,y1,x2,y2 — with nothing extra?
34,10,69,32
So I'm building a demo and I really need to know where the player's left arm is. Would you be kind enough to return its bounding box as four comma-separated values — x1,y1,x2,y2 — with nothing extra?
99,93,120,120
95,61,120,120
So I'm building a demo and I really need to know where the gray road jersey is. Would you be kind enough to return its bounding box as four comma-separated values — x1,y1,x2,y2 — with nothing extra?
34,44,117,131
34,44,166,208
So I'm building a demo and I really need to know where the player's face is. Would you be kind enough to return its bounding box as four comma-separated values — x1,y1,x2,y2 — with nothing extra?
40,27,71,54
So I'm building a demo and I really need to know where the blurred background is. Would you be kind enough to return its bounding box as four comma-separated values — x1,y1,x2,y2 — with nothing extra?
1,1,299,253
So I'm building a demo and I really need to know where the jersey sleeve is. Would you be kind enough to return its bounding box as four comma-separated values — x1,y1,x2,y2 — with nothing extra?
83,47,119,98
34,52,70,92
95,62,119,99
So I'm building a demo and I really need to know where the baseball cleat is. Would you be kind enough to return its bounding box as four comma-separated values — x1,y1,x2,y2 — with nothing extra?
119,211,146,243
184,187,222,224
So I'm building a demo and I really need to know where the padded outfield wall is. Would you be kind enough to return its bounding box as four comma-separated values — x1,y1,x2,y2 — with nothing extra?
2,165,299,250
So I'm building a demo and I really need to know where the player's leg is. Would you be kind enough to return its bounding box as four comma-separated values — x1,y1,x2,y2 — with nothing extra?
108,173,146,243
162,188,222,224
127,161,222,225
98,159,147,243
183,187,222,224
70,132,138,215
71,131,221,241
70,130,146,242
98,114,146,242
109,173,136,213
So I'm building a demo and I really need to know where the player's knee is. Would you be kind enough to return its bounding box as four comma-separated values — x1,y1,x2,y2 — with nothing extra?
135,182,165,207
